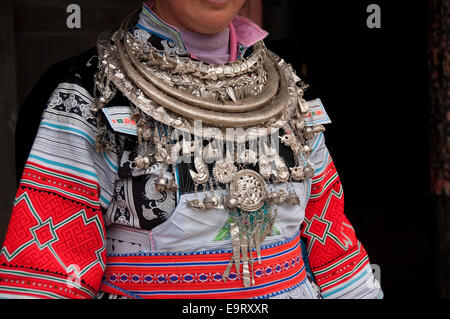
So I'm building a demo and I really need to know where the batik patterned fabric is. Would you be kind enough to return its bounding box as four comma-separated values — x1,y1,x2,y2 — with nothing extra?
300,133,382,299
0,81,118,299
103,135,176,232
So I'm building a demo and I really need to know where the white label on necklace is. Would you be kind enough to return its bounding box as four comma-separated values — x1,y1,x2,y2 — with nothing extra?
304,99,331,125
102,106,138,136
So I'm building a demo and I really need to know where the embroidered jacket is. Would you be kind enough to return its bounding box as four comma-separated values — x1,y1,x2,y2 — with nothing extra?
0,2,382,299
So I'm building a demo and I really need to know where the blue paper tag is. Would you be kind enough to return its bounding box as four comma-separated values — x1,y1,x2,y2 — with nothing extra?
102,106,138,136
304,99,332,125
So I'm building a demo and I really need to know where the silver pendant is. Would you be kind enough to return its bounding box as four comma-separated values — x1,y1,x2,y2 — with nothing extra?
268,189,287,205
134,155,151,170
229,170,268,211
213,160,237,184
186,198,206,211
286,191,300,206
290,166,305,181
189,157,210,185
258,157,272,179
273,156,290,183
280,134,303,154
304,164,315,180
298,97,310,115
154,177,168,192
202,195,219,210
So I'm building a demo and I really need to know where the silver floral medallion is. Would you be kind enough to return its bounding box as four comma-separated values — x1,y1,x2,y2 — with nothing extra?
213,160,238,184
229,170,268,211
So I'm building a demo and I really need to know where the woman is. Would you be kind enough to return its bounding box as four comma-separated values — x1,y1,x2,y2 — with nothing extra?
0,0,382,299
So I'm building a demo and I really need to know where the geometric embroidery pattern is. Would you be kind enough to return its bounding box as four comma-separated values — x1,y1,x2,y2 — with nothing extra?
301,157,370,292
0,81,112,299
1,191,106,278
30,218,58,251
100,233,306,299
303,186,352,251
0,182,107,293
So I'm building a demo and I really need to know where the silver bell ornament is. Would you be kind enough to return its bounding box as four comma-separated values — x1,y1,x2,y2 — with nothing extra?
134,156,151,169
225,195,239,210
290,166,305,181
302,145,312,157
287,192,300,206
155,177,168,192
202,196,216,210
304,127,315,140
187,199,206,211
304,165,315,180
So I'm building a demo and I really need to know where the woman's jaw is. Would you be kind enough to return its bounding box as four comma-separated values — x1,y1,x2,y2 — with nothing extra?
153,0,247,35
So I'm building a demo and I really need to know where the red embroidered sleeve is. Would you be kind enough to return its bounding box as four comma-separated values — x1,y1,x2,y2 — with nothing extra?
0,166,106,299
301,134,382,299
0,83,116,299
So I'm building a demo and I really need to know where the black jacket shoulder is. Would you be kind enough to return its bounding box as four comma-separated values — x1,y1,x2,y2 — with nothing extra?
15,47,99,184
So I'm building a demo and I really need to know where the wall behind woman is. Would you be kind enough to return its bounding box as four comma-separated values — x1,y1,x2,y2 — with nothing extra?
428,0,450,298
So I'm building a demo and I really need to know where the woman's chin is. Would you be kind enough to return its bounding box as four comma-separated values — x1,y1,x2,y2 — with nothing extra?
185,14,234,34
201,0,233,9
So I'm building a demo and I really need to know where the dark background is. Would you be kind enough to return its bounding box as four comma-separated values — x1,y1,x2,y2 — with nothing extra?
0,0,440,298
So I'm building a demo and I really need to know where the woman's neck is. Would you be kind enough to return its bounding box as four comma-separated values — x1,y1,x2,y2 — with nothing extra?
150,0,232,65
178,26,231,65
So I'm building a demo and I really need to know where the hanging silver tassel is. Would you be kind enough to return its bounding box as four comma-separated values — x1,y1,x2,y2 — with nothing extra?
223,223,241,282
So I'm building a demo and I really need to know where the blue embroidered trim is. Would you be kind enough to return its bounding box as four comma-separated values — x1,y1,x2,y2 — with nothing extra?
99,280,143,299
125,265,305,296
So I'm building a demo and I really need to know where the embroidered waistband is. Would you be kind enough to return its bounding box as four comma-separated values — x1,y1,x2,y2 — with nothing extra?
100,233,305,299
